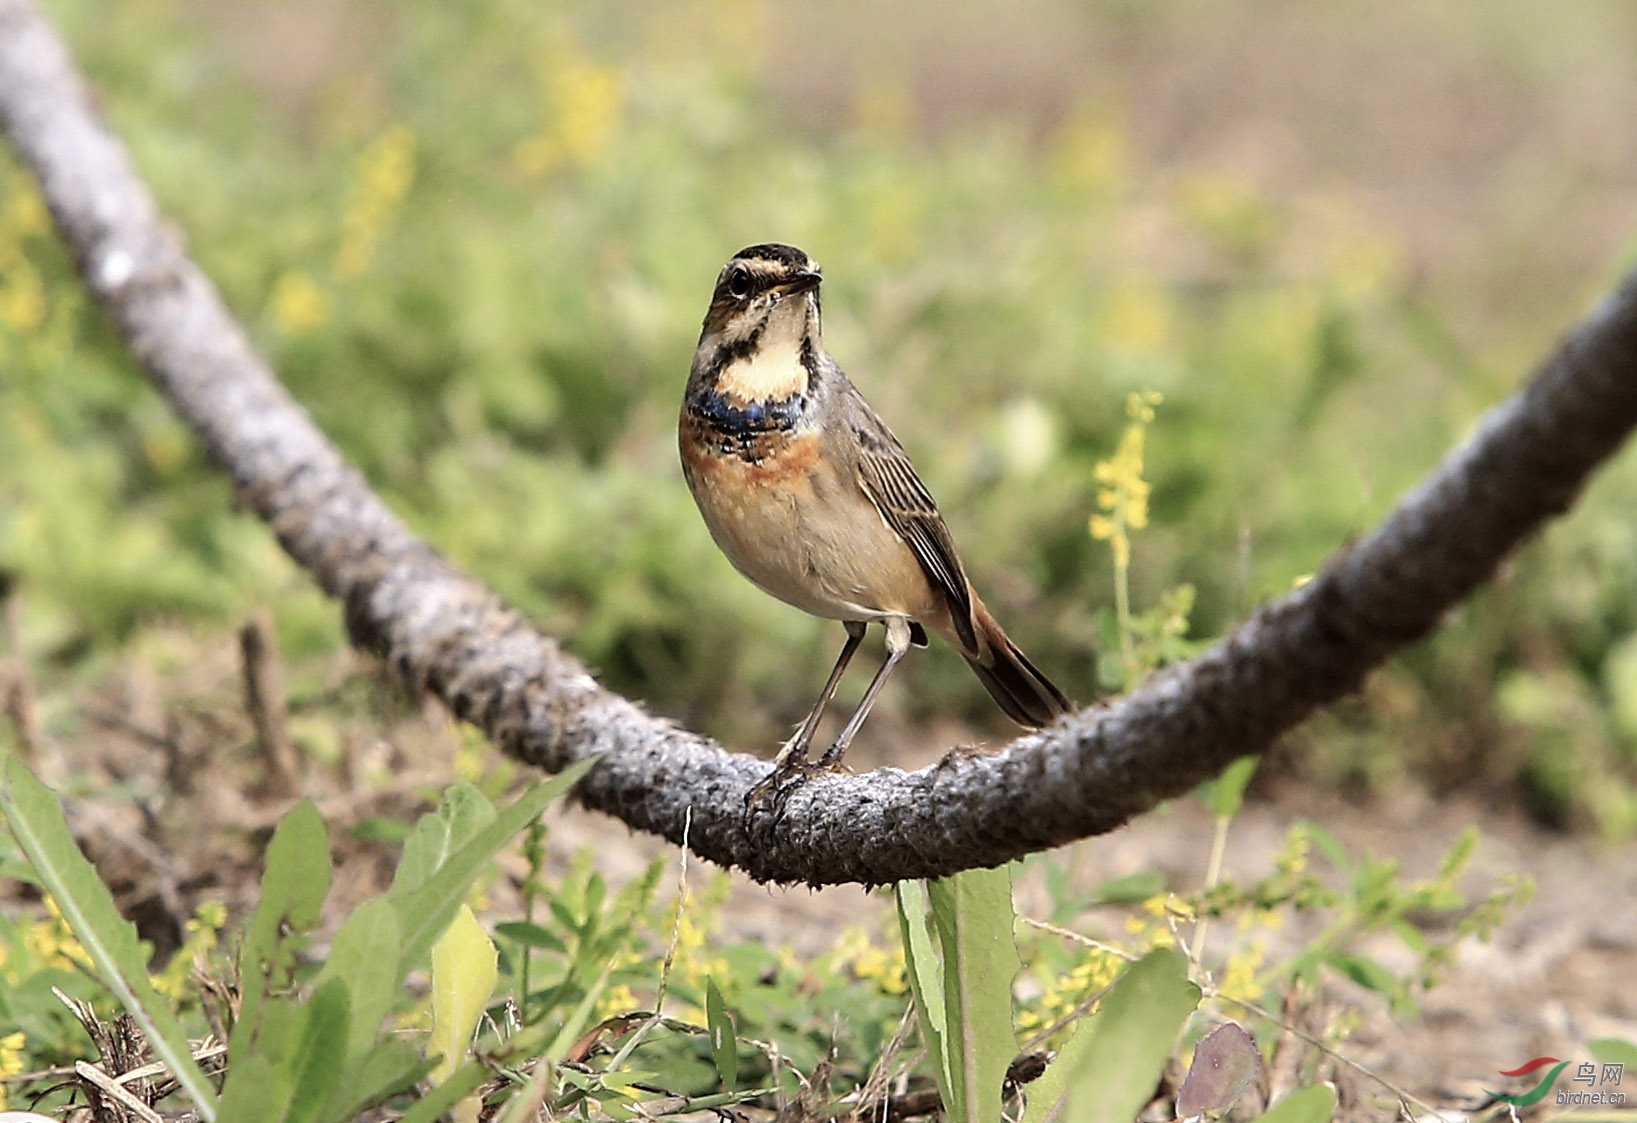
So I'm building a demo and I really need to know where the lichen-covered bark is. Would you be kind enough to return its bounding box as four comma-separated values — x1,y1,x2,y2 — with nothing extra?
3,0,1635,886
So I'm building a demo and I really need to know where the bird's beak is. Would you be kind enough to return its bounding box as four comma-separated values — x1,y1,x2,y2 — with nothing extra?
782,269,822,295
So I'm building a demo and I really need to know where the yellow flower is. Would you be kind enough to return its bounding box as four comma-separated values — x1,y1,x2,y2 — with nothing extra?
834,926,908,996
0,1030,25,1109
514,48,622,177
334,126,417,280
269,270,330,334
1101,284,1174,364
1216,943,1265,1005
597,983,640,1020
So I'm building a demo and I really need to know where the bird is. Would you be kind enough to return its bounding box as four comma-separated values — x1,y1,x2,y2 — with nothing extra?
678,243,1071,805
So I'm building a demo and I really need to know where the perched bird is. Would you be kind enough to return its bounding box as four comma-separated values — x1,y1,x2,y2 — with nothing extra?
679,244,1071,801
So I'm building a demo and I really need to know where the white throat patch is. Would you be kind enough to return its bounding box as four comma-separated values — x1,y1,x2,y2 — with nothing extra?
717,302,810,403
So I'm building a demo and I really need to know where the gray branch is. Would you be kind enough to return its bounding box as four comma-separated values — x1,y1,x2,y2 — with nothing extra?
3,0,1635,886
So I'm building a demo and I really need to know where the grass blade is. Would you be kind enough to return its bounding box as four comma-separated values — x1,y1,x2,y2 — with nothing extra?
705,976,738,1088
0,749,221,1120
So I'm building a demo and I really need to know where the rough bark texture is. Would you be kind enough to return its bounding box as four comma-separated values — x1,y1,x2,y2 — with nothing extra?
3,0,1635,885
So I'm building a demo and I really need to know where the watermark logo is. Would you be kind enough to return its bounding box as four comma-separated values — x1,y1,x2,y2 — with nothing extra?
1487,1058,1625,1108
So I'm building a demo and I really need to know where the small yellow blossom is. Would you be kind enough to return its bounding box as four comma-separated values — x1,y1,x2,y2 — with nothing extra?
1216,943,1265,1005
0,180,49,335
152,900,229,1001
1091,391,1163,680
514,49,622,177
1101,284,1174,364
334,126,417,280
834,926,908,996
0,1030,25,1109
25,896,90,973
269,270,330,334
597,983,640,1020
1052,101,1128,195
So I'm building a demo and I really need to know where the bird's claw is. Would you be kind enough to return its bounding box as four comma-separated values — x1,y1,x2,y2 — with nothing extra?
744,751,849,824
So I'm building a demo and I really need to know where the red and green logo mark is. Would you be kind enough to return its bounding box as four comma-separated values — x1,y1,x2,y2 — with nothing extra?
1488,1057,1570,1106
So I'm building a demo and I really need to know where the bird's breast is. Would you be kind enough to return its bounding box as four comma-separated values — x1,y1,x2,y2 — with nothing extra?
679,411,941,625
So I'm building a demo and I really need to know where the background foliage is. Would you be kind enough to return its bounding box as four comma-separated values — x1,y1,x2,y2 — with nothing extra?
3,0,1637,823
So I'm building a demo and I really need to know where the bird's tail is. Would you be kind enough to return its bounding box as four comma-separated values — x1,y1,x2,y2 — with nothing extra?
962,596,1072,729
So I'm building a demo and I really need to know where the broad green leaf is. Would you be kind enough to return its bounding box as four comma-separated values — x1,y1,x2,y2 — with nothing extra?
0,750,221,1120
1588,1037,1637,1069
320,1039,436,1123
928,867,1022,1123
235,800,332,1071
391,784,496,897
705,976,738,1087
283,976,350,1123
1021,947,1199,1123
391,761,594,978
1250,1083,1337,1123
428,904,498,1084
317,897,401,1065
217,1054,291,1123
895,880,950,1101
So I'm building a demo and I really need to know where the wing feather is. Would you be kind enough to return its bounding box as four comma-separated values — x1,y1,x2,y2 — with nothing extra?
850,397,978,651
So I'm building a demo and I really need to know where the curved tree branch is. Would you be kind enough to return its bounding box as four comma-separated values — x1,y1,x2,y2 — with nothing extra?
3,0,1636,886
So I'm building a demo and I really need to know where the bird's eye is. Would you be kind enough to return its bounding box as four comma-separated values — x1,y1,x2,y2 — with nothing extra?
726,268,752,299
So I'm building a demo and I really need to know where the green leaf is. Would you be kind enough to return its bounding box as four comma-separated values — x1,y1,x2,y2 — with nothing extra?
217,1054,291,1123
495,920,568,953
391,783,496,897
705,976,738,1088
0,749,221,1121
320,1039,436,1123
428,904,499,1084
1086,870,1167,906
1249,1083,1337,1123
1020,947,1199,1123
600,1069,660,1093
316,897,401,1066
1324,951,1398,994
235,800,332,1072
391,761,594,978
895,880,950,1102
1297,820,1351,875
283,976,350,1123
395,1061,491,1123
1588,1037,1637,1069
927,868,1022,1123
1201,756,1258,819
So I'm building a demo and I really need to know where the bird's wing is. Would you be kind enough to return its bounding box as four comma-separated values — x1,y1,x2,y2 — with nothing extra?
849,393,979,652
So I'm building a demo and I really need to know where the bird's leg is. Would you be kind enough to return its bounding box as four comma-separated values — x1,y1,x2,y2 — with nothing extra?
748,622,867,813
810,617,913,772
769,620,867,771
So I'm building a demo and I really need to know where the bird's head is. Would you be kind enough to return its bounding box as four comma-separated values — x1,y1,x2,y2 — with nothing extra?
699,243,823,351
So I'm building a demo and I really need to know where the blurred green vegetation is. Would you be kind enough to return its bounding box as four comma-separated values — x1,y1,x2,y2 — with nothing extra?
3,0,1637,826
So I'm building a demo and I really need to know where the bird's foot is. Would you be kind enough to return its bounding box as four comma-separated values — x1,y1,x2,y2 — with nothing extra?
744,746,852,824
